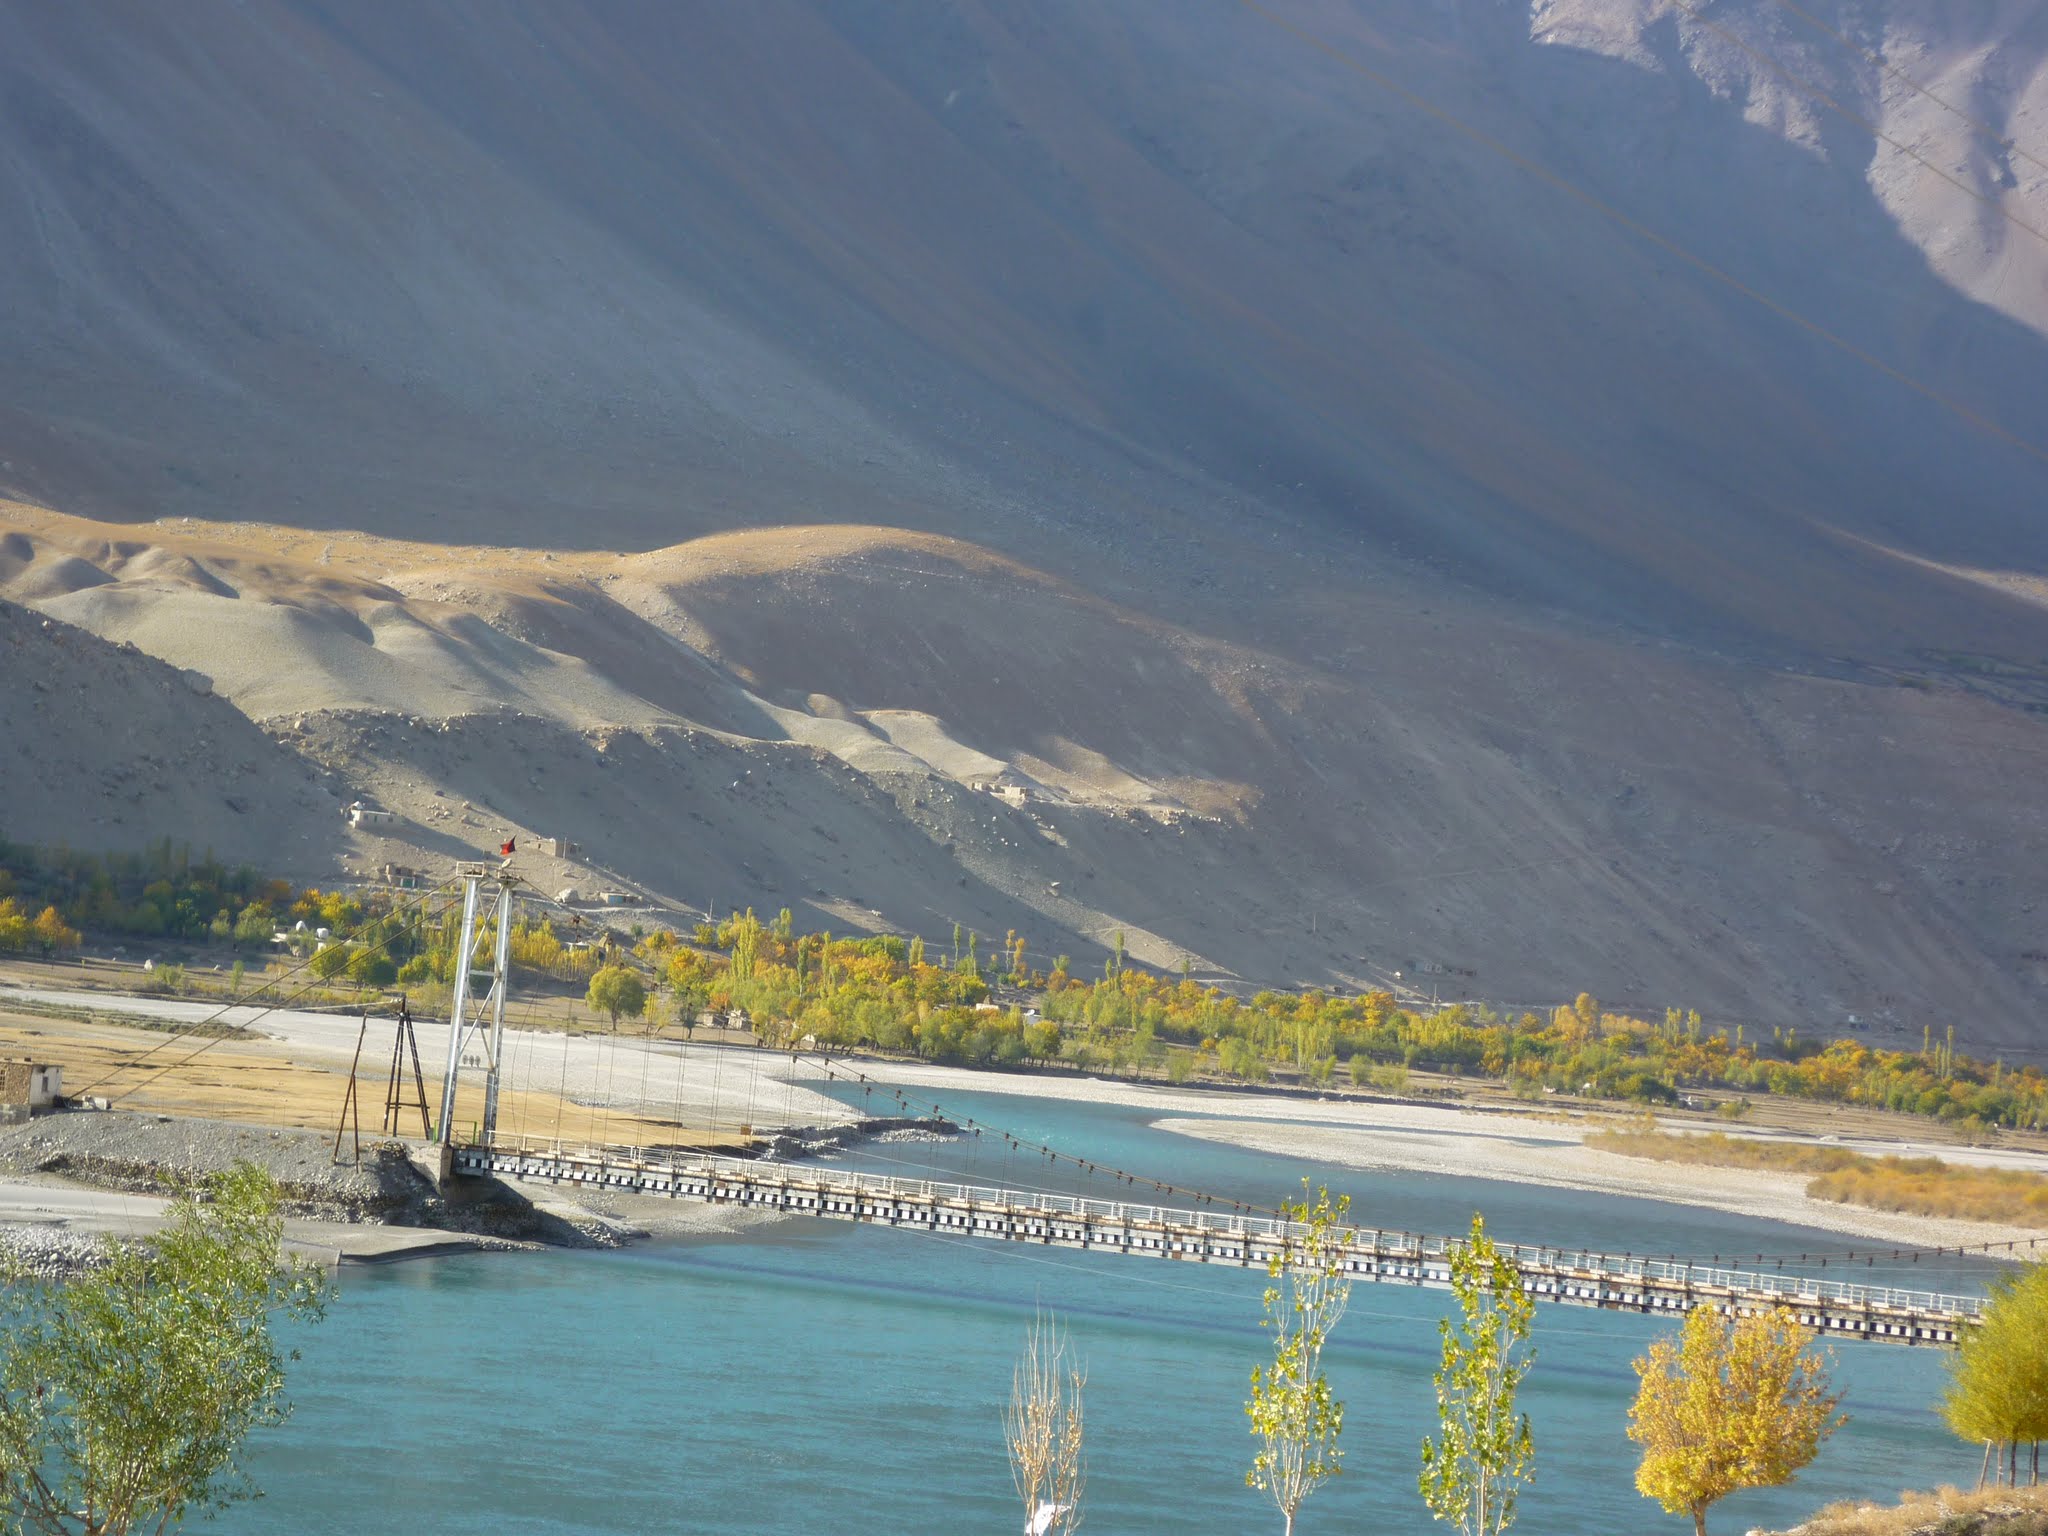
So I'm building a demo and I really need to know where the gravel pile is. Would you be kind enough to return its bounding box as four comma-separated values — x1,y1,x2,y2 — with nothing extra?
0,1225,108,1281
0,1111,617,1252
755,1116,960,1162
0,1112,428,1223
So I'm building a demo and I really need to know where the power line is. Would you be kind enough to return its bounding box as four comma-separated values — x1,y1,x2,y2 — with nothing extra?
1234,0,2048,468
1665,0,2048,254
88,884,464,1110
76,877,459,1097
1762,0,2048,183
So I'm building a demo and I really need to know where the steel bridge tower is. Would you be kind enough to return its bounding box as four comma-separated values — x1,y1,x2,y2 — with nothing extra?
436,864,516,1147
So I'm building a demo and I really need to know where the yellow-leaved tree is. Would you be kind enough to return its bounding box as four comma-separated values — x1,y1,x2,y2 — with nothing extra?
1246,1182,1355,1535
1942,1261,2048,1489
1627,1305,1845,1536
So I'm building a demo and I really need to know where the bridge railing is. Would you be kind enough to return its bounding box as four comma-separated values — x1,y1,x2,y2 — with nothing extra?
462,1134,1986,1321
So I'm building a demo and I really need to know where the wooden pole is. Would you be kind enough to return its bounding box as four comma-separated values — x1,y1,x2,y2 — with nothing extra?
381,1007,404,1136
332,1013,368,1164
404,1002,432,1138
383,999,432,1139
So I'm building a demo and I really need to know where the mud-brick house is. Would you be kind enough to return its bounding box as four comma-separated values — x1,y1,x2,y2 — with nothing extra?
0,1059,62,1122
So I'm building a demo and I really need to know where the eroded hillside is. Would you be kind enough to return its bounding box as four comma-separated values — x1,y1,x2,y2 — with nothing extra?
4,503,2043,1050
1,3,2046,1048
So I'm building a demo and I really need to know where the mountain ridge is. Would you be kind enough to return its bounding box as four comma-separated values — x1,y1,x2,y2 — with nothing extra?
1,2,2045,1048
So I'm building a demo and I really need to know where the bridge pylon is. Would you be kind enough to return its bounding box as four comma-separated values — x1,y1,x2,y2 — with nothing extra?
436,864,516,1147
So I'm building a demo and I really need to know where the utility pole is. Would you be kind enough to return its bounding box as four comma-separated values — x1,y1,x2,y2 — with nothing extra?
437,865,516,1147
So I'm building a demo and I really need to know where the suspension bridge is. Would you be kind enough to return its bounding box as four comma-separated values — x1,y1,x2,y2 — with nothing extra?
451,1134,1985,1345
66,864,2009,1345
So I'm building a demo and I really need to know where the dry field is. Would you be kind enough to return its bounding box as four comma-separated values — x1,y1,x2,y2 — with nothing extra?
0,999,726,1153
1588,1128,2048,1226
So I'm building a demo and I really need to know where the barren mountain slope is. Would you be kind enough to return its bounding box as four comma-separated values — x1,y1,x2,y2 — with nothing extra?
4,505,2042,1050
0,593,344,866
1,1,2046,661
2,3,2047,1049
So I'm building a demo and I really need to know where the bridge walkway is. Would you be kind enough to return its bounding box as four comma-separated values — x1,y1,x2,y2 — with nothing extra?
455,1138,1982,1346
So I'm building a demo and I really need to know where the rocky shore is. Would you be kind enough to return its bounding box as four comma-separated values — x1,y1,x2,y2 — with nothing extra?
0,1111,623,1270
0,1108,974,1274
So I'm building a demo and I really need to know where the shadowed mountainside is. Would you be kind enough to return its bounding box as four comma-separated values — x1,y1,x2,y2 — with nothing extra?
3,505,2044,1051
1,1,2047,657
0,594,342,862
1,3,2046,1046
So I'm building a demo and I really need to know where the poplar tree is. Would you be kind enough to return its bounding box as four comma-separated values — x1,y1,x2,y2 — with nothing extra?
1627,1306,1844,1536
1420,1213,1535,1535
1943,1261,2048,1487
1246,1182,1354,1534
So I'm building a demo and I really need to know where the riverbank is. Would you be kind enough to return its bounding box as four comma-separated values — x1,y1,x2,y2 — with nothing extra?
0,1103,950,1271
6,968,2044,1258
0,1111,626,1272
1769,1483,2048,1536
828,1058,2048,1251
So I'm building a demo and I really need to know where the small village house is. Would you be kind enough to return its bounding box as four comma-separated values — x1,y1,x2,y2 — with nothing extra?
0,1059,62,1121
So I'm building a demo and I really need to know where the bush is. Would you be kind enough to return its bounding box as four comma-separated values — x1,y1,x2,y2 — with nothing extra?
138,962,185,996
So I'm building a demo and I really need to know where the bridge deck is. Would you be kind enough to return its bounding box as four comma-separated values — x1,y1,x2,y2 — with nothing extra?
455,1139,1984,1346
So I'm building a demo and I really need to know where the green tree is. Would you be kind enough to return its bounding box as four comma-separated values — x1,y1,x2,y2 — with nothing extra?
308,942,351,981
1247,1182,1355,1534
1419,1213,1536,1535
231,902,275,948
0,1165,328,1535
1942,1261,2048,1488
729,910,762,983
586,965,648,1028
346,948,398,988
1628,1306,1844,1536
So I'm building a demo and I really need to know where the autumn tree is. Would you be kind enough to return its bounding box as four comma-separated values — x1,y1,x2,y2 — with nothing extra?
586,964,647,1028
0,1165,328,1535
309,941,352,981
728,910,762,983
1420,1213,1535,1535
1005,1311,1085,1536
1628,1306,1844,1536
1247,1182,1355,1535
1943,1261,2048,1488
29,906,80,956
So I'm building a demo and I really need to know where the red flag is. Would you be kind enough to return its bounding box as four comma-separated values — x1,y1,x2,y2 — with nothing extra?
500,838,516,856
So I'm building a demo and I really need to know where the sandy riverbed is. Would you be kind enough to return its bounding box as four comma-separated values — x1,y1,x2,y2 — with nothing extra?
807,1059,2048,1250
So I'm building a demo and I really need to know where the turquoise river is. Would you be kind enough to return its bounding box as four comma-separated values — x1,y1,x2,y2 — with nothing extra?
222,1085,2001,1534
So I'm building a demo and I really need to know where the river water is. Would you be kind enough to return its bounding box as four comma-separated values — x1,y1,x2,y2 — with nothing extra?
226,1086,1998,1534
